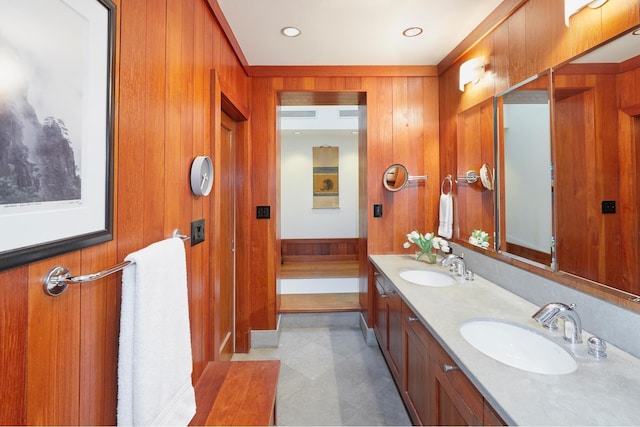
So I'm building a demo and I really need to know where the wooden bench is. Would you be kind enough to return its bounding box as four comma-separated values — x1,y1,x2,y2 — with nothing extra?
189,360,280,426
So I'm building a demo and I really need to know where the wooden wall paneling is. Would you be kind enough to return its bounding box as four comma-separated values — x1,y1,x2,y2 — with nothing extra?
370,77,395,255
601,0,640,41
249,77,279,331
141,0,168,246
391,77,414,247
422,77,441,235
554,79,597,280
0,267,28,425
164,0,186,240
595,74,622,286
493,23,511,94
456,103,482,241
567,3,603,61
189,0,208,378
79,242,119,426
118,0,156,256
506,6,528,88
407,78,428,237
438,68,459,188
530,0,568,73
26,255,81,425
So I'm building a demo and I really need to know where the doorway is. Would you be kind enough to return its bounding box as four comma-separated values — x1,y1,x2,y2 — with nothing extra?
277,92,367,312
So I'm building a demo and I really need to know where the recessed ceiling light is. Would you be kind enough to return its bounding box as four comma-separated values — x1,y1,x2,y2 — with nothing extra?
281,27,301,37
402,27,423,37
293,131,302,135
633,28,640,36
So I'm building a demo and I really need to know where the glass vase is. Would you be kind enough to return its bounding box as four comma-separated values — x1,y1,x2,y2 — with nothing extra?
416,251,437,264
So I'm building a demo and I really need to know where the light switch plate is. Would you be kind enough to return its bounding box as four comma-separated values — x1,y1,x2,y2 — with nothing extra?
191,219,205,246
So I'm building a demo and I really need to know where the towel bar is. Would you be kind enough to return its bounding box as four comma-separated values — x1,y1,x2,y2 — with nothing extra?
42,229,190,296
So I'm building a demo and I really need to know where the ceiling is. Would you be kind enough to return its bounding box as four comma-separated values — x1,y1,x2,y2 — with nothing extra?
216,0,504,66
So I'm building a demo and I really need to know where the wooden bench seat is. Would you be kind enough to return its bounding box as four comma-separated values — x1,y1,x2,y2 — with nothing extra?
189,360,280,426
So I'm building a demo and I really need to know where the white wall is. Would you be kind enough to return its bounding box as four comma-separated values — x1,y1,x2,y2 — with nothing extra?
503,103,552,252
280,106,359,239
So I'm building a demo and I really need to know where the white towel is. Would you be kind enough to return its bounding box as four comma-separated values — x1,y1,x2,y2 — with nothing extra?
438,193,453,239
118,237,196,426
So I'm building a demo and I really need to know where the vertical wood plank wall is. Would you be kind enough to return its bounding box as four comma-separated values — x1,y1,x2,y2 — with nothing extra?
0,0,250,424
1,0,640,424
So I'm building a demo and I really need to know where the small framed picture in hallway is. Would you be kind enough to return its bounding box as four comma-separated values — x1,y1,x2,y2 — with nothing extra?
0,0,116,271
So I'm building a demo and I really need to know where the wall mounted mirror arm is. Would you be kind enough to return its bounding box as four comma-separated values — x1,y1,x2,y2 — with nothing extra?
383,164,428,192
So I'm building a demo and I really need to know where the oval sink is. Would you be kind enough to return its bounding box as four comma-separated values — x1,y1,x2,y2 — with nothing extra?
399,270,456,287
460,319,577,375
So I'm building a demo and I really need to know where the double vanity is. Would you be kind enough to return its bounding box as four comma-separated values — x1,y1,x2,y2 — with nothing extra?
370,254,640,426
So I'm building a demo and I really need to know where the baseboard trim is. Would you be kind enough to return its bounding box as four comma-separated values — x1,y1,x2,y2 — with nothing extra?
250,314,282,348
359,312,377,347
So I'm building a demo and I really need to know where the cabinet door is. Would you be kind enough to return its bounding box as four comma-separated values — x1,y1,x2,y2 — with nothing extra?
387,291,403,383
373,271,388,351
431,339,483,426
402,303,432,426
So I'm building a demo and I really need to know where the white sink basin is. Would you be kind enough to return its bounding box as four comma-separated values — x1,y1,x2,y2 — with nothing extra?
399,270,456,287
460,319,577,375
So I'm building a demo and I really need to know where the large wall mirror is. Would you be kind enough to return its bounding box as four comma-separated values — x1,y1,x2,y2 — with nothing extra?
492,28,640,300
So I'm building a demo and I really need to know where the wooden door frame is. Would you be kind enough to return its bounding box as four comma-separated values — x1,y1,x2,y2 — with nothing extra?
276,91,368,318
210,70,251,356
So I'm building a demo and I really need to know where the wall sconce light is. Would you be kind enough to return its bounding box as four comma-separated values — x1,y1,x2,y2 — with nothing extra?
459,57,485,92
564,0,608,26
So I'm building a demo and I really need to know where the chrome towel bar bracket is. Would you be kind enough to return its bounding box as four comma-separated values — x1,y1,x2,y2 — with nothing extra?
42,229,189,296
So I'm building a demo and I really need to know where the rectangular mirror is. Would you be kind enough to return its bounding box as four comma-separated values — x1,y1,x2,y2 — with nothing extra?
494,70,555,269
553,29,640,296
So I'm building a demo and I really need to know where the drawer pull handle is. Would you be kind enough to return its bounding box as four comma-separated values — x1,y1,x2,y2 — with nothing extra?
408,317,419,322
442,364,459,373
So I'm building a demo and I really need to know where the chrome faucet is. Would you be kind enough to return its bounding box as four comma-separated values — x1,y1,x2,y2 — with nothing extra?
441,254,474,281
532,302,583,344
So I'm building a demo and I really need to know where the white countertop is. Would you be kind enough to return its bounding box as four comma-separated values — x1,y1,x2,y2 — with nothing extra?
370,254,640,426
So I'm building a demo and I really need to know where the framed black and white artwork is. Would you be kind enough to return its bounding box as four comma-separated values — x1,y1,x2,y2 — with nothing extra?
0,0,116,271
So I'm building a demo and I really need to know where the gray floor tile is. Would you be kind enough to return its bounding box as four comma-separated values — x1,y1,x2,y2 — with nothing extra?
232,312,411,426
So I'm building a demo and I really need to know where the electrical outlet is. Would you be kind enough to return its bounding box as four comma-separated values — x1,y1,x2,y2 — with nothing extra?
191,219,205,246
373,204,383,218
601,200,616,214
256,205,271,219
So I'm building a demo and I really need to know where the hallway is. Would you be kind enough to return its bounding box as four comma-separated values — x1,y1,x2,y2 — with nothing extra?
231,313,411,426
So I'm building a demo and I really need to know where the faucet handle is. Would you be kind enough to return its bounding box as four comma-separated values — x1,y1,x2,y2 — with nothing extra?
587,336,608,359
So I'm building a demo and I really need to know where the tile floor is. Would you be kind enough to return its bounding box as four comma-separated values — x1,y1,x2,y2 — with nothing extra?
231,312,412,426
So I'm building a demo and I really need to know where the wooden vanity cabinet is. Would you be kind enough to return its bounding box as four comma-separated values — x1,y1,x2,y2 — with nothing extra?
373,270,403,383
429,325,484,426
402,302,433,425
371,265,506,426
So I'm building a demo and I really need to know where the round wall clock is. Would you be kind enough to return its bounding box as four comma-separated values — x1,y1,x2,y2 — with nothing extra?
190,156,213,196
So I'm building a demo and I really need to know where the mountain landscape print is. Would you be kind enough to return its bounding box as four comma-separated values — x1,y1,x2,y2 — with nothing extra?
0,0,86,205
